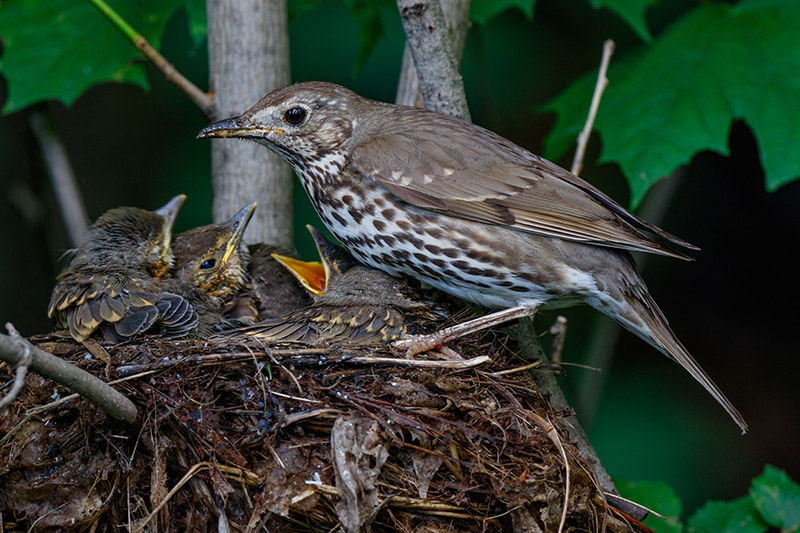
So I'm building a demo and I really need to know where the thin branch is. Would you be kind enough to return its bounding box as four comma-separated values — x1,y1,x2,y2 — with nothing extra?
29,108,88,248
85,0,215,118
0,328,139,424
571,39,615,176
396,0,471,121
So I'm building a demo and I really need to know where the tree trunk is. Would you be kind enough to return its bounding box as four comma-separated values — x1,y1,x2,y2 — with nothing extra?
206,0,293,248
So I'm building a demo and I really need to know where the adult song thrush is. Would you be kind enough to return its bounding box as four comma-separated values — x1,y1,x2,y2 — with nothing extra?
170,202,259,325
198,81,747,432
48,195,198,342
233,225,445,345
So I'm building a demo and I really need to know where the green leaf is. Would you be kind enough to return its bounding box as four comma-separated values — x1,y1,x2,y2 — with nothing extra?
590,0,657,42
749,465,800,530
0,0,184,114
688,496,768,533
184,0,207,47
543,1,800,207
470,0,536,25
616,479,683,533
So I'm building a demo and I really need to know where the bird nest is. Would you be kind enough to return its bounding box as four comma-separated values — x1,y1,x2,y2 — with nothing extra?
0,328,649,532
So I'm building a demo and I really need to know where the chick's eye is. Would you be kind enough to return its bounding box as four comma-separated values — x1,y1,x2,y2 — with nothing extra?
200,259,216,270
284,107,307,125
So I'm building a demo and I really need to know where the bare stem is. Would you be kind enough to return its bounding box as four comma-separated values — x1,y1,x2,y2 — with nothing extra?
0,328,139,424
29,109,88,248
571,39,615,176
85,0,215,118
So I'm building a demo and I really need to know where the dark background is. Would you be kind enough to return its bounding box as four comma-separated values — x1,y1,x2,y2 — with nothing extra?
1,0,797,515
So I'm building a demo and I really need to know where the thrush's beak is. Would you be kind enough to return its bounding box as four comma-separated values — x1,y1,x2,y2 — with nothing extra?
221,202,257,265
197,116,242,138
155,194,187,256
272,254,327,295
198,116,280,139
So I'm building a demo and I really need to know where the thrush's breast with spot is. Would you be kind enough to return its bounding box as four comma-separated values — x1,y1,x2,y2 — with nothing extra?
294,156,596,311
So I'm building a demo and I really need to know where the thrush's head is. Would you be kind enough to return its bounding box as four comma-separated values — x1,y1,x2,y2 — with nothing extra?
197,82,383,180
67,194,185,278
170,202,256,300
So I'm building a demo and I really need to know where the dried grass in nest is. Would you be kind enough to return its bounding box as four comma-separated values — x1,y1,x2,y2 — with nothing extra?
0,330,650,532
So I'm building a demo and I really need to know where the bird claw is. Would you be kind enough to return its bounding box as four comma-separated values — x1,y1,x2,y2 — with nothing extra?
392,331,449,357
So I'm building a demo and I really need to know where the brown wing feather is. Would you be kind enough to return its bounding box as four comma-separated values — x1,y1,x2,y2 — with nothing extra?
352,107,696,259
48,272,197,342
237,305,405,346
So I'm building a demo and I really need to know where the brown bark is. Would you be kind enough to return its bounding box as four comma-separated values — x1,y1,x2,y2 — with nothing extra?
396,0,471,121
206,0,293,248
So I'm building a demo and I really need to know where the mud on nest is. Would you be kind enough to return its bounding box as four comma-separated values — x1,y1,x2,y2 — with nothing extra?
0,330,649,532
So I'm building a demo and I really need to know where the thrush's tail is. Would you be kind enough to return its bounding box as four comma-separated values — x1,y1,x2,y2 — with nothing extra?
603,285,748,434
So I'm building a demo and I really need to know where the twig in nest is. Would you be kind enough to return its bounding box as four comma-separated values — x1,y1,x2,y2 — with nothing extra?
486,360,542,377
347,354,490,368
0,324,32,410
250,339,303,395
116,350,490,378
527,412,570,533
135,462,261,533
571,39,615,176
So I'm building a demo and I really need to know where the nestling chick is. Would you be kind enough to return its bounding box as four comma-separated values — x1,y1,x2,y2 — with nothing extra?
169,202,258,331
244,242,313,320
48,195,198,342
230,226,446,345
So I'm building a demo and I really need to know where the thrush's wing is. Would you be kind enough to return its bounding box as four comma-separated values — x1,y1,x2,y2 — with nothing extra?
49,272,197,342
49,273,145,342
351,109,697,259
237,305,406,345
155,292,199,337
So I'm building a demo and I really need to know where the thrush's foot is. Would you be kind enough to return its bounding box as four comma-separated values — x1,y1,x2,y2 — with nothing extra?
392,304,542,356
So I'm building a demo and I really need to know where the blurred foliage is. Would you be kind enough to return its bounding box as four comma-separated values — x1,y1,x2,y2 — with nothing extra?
470,0,536,25
3,0,800,206
591,0,658,42
618,479,684,532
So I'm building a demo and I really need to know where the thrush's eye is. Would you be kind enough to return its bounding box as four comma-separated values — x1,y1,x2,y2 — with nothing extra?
284,107,307,125
200,259,216,270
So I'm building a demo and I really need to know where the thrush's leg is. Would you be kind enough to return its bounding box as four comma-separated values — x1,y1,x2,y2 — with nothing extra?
392,303,543,356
